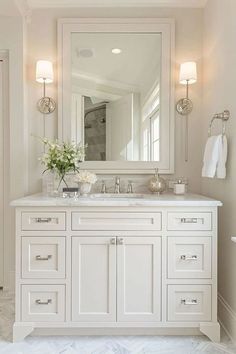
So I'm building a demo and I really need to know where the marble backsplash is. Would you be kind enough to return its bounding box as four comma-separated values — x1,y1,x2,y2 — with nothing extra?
56,174,189,194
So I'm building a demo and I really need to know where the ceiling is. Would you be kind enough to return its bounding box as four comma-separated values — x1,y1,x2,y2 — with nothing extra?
27,0,208,9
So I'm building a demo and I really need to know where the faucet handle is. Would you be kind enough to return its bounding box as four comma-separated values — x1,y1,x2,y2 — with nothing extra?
127,180,133,194
101,180,106,194
115,176,120,183
114,176,121,193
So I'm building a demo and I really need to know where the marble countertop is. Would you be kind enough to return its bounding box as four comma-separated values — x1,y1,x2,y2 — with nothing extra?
11,193,222,207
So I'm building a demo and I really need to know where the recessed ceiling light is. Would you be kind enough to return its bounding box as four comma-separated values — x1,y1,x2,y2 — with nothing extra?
112,48,122,54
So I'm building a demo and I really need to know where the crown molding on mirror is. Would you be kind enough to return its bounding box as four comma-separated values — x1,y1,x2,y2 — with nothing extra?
28,0,208,8
58,18,175,174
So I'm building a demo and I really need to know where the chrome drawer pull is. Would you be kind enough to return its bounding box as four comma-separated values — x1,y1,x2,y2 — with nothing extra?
118,238,124,245
35,217,52,223
180,255,198,261
181,299,198,305
35,299,52,305
35,255,52,261
110,238,116,245
180,218,198,224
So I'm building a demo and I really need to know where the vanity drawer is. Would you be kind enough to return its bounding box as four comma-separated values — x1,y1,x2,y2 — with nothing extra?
21,212,66,231
167,237,212,279
21,237,66,279
167,212,212,231
21,284,65,322
71,212,162,231
167,285,211,322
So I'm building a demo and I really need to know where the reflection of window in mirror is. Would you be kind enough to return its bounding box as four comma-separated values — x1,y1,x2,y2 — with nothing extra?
141,84,160,161
71,32,161,162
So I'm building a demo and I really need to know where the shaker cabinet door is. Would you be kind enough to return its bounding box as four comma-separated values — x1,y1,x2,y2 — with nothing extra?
117,237,161,322
71,237,116,322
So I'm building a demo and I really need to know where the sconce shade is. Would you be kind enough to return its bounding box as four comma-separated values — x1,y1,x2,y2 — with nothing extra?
179,61,197,85
36,60,53,83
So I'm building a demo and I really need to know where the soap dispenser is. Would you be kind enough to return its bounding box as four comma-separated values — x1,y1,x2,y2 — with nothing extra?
148,168,166,194
174,178,186,195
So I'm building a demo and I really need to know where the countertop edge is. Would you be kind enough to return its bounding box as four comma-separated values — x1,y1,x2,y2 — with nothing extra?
10,193,223,207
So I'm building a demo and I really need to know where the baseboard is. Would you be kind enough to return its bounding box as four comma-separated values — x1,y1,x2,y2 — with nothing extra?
218,293,236,345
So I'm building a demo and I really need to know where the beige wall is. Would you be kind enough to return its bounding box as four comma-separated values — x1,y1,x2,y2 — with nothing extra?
202,0,236,341
0,15,26,289
27,7,203,194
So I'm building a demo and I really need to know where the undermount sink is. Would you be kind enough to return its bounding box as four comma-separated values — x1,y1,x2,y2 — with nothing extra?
82,193,155,199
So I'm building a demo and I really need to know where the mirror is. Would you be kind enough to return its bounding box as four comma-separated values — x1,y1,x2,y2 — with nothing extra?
58,19,175,173
71,33,161,162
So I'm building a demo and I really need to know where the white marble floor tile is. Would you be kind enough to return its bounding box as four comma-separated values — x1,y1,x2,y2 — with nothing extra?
0,290,236,354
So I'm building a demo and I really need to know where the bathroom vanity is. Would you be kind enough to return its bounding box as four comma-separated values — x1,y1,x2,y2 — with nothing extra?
11,193,221,342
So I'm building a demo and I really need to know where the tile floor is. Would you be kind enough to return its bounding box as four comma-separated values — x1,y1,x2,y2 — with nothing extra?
0,290,235,354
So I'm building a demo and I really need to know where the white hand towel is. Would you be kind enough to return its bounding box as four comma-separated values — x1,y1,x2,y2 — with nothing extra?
216,135,227,179
202,135,222,178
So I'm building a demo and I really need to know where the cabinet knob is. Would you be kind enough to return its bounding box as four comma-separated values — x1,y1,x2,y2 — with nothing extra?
110,238,116,245
118,238,124,245
35,299,52,305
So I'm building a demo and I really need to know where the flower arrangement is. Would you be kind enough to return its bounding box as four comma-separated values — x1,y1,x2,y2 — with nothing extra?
74,170,97,185
40,138,87,189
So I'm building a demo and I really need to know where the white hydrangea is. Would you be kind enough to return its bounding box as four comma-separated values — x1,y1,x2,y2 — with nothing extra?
74,170,97,184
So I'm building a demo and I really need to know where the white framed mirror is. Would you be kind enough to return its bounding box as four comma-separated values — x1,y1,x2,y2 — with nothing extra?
58,18,175,174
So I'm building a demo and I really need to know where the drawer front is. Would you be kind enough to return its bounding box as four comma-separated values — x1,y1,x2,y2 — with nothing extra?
21,212,66,231
167,212,212,231
22,237,66,279
167,285,211,322
72,212,162,231
21,285,65,322
167,237,212,279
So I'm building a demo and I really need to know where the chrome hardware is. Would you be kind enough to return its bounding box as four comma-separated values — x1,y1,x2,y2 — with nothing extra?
114,176,121,194
35,217,52,223
35,299,52,305
208,110,230,137
101,180,107,194
180,218,198,224
118,238,124,245
127,180,133,194
180,255,198,261
181,299,198,305
110,238,116,245
36,255,52,261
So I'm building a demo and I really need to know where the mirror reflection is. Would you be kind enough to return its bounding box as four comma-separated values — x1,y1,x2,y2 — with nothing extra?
71,33,161,162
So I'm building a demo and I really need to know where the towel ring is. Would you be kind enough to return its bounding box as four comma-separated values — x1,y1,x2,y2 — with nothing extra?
208,110,230,137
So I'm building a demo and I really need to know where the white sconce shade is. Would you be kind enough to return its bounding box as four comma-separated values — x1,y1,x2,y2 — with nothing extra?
36,60,53,83
179,61,197,85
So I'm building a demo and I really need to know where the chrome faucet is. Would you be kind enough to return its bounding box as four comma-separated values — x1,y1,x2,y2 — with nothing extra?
100,180,107,194
127,180,133,194
114,176,121,194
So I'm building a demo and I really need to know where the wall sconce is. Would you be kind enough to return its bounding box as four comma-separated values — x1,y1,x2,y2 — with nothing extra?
176,61,197,161
36,60,56,114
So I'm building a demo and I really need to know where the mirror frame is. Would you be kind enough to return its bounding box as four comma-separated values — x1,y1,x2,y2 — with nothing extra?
58,18,175,174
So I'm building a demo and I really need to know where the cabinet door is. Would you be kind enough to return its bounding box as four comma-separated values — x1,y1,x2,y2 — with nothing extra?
117,237,161,322
72,237,116,322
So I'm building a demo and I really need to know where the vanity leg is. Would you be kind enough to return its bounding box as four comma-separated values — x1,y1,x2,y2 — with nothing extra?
13,322,34,342
200,322,221,343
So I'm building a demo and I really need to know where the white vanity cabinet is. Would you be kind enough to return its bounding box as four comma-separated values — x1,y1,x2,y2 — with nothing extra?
11,194,221,342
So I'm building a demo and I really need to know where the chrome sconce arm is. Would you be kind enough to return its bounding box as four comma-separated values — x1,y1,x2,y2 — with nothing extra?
36,60,56,115
176,62,197,162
